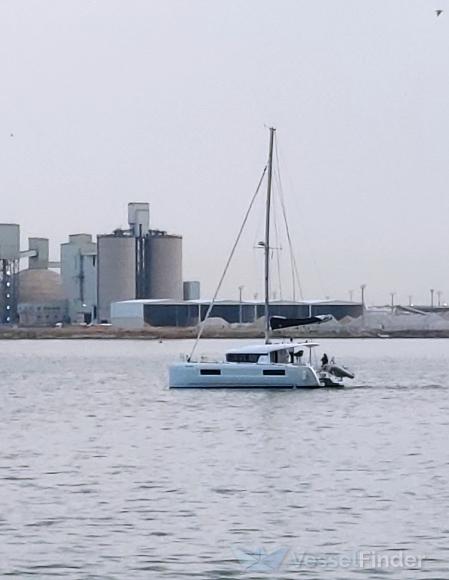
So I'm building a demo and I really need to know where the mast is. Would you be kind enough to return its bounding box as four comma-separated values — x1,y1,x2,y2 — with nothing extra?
264,127,276,344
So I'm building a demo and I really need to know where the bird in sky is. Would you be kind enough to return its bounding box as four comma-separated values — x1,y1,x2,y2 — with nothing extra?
436,9,443,16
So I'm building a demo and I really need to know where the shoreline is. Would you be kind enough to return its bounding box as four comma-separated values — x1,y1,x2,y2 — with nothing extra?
1,326,449,340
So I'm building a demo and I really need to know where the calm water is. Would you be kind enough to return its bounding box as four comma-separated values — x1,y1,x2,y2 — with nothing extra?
0,338,448,579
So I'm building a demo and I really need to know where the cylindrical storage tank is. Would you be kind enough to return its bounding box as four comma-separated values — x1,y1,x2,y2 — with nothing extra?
183,280,200,301
147,235,182,300
97,235,136,322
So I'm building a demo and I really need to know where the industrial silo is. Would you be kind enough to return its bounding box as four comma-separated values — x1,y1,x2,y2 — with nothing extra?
147,234,183,300
97,234,136,322
60,233,97,323
183,280,201,301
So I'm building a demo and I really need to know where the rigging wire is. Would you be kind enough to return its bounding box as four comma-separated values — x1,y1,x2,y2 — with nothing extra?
274,140,304,300
274,165,297,299
271,184,283,301
251,180,268,299
272,168,294,301
188,164,268,361
275,139,329,299
251,186,266,249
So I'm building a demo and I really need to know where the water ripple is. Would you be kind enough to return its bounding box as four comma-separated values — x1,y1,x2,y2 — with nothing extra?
0,338,448,578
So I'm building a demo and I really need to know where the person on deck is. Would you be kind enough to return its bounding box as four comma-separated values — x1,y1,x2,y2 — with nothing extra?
321,353,329,368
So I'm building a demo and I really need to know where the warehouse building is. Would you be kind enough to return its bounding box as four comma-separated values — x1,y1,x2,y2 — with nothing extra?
111,299,363,329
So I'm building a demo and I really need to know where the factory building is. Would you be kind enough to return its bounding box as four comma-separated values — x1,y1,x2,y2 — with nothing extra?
111,299,363,329
97,202,183,322
61,234,97,323
1,200,185,326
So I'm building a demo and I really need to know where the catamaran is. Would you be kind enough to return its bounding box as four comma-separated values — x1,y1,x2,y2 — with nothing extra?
168,128,354,389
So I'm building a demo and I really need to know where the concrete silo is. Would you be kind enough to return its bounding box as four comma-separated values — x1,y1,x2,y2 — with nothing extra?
147,234,183,300
183,280,201,301
61,234,97,323
97,234,136,322
96,202,184,322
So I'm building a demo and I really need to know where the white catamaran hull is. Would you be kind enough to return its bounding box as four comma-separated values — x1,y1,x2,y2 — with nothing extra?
169,361,322,389
166,129,355,390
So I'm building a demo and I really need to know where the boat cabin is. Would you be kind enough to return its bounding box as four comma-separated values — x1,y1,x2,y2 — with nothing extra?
225,342,319,364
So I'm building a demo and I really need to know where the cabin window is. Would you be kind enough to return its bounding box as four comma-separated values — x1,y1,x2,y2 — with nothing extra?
271,350,290,363
200,369,221,375
263,369,286,376
226,353,261,363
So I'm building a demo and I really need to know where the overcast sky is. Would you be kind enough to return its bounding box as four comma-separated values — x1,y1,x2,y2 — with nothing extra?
1,0,449,305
